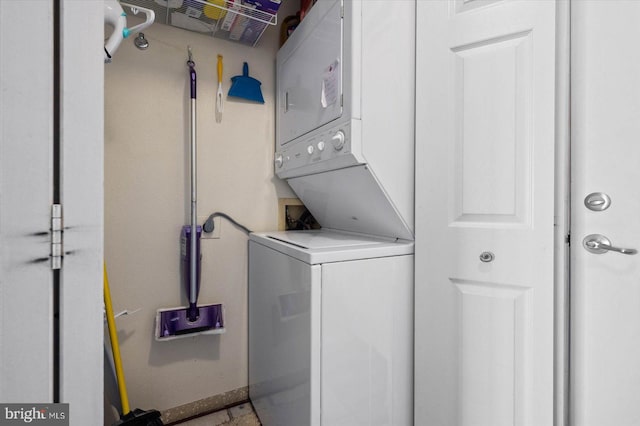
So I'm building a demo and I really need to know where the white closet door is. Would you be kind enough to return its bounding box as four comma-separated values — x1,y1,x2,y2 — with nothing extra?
571,2,640,425
59,0,104,422
415,1,557,425
0,1,103,417
0,0,55,401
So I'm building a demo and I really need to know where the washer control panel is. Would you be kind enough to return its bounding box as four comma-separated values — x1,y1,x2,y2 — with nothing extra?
274,123,354,177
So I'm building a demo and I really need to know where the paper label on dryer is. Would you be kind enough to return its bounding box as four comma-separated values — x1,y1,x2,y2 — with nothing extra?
321,59,340,108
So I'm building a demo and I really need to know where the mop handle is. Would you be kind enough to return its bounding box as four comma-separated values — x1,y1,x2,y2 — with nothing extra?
104,264,131,415
188,51,198,305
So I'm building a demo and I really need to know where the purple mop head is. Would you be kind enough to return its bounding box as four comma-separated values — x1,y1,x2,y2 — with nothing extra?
154,225,225,341
155,304,225,341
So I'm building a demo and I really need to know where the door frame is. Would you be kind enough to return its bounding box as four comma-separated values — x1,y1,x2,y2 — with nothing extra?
554,0,571,425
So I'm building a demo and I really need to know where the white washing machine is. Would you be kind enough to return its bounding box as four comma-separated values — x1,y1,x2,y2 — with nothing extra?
250,0,416,423
248,230,413,426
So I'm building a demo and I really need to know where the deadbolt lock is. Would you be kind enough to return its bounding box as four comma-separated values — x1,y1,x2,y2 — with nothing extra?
584,192,611,212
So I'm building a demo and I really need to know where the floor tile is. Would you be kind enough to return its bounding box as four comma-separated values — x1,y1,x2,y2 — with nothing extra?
223,411,261,426
228,403,253,419
177,409,230,426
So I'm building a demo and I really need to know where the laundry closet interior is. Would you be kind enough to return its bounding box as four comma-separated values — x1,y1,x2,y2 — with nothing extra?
3,1,640,425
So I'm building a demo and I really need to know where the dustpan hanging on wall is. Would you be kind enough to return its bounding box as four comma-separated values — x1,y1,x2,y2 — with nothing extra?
228,62,264,104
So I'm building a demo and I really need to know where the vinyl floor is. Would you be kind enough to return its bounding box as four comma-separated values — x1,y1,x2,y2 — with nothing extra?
174,402,261,426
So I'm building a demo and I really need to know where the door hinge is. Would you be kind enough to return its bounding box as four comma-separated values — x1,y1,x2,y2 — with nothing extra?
566,233,571,246
51,204,63,270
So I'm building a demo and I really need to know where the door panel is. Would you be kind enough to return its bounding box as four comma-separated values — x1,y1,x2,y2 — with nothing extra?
455,280,529,425
452,31,532,225
571,2,640,425
415,1,557,425
0,0,54,401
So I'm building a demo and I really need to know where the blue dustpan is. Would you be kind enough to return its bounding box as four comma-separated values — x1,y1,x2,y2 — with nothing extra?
228,62,264,104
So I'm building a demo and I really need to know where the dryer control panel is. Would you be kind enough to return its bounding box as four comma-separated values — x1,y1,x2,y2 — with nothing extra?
275,121,361,179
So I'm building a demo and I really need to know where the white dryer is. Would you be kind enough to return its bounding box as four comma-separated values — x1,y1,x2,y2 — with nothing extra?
274,0,416,241
248,230,413,426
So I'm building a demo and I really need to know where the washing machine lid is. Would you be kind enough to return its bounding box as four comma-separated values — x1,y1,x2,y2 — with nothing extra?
250,230,414,264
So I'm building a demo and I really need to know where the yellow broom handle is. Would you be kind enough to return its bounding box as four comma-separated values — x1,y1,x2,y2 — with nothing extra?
104,264,131,415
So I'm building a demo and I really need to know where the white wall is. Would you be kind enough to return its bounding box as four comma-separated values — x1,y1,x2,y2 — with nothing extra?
104,11,295,412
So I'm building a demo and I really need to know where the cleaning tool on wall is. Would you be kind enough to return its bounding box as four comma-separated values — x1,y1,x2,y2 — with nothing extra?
104,1,155,63
155,47,225,341
228,62,265,103
104,265,163,426
104,0,127,62
216,54,224,123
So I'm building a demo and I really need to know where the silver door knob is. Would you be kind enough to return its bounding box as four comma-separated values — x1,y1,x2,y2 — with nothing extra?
582,234,637,255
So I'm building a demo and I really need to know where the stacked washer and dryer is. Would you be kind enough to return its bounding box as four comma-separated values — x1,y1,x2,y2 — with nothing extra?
248,1,416,424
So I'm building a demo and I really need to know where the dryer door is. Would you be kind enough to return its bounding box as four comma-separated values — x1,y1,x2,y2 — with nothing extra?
276,0,343,147
288,165,414,241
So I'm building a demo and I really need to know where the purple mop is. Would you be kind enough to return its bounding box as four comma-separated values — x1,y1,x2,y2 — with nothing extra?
155,47,225,341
